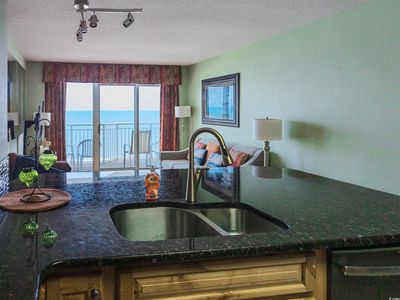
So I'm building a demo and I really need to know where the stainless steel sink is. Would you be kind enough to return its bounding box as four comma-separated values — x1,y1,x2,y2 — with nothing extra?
199,207,285,235
111,204,288,241
111,207,221,241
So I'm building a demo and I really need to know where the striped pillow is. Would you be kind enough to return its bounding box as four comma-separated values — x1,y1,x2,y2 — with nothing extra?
187,142,207,160
229,149,249,167
205,153,223,168
193,149,208,165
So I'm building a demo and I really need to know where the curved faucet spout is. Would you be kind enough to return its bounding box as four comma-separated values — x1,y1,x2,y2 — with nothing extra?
185,127,233,203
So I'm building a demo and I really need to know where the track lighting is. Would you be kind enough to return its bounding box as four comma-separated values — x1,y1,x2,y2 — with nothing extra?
123,13,134,28
89,13,99,28
80,19,87,34
73,0,142,42
76,28,83,42
74,0,89,10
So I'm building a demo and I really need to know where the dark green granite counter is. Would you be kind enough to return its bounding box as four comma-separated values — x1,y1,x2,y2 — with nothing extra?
0,167,400,299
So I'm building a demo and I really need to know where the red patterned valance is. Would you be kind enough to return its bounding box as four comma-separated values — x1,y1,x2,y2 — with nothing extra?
43,62,181,85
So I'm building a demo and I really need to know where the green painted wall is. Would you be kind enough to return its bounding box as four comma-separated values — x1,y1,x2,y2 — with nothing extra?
26,62,45,120
0,0,8,159
187,0,400,195
7,61,26,154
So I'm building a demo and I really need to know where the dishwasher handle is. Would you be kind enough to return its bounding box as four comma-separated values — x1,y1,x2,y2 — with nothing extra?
343,265,400,277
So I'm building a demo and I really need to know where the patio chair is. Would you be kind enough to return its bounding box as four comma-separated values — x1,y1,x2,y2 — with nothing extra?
123,130,151,168
77,139,93,171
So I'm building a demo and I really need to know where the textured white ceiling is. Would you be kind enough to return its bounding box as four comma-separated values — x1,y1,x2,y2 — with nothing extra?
8,0,368,65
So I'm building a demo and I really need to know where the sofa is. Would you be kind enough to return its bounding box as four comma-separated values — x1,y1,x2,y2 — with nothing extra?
160,138,265,169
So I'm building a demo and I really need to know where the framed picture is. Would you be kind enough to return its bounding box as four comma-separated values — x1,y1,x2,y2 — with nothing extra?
202,167,240,202
202,73,240,127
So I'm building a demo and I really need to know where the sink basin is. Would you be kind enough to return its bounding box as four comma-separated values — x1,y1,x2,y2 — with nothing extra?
111,207,221,241
199,207,286,235
111,203,289,241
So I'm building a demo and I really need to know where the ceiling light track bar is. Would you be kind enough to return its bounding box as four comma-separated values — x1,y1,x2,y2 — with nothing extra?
76,8,143,14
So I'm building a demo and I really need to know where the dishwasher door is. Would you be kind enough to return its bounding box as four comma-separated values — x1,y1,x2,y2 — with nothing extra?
329,246,400,300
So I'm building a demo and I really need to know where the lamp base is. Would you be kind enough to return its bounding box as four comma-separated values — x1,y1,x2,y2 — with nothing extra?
263,140,271,167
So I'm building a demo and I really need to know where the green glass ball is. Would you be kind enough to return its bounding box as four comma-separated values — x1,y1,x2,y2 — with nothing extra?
39,150,58,171
20,218,39,237
40,226,58,248
18,168,39,188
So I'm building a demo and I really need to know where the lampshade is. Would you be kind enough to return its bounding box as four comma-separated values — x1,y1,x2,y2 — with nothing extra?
8,112,19,126
33,112,51,127
252,118,282,141
175,106,192,118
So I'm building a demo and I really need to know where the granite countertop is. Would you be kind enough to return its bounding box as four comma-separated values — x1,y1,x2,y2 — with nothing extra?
1,167,400,299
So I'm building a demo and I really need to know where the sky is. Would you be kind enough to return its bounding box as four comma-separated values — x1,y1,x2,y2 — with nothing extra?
66,83,160,111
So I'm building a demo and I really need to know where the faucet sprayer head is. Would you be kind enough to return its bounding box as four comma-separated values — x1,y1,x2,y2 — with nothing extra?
221,147,233,166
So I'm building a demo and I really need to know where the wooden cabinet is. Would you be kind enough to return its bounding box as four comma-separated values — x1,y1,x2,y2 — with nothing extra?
118,250,326,300
41,268,115,300
40,251,326,300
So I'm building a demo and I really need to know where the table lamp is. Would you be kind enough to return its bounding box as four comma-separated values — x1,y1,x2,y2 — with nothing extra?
175,106,192,148
8,112,19,127
252,118,282,166
33,112,51,142
33,112,51,127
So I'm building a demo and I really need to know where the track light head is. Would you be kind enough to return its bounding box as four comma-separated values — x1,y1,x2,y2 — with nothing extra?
76,27,83,42
74,0,89,10
80,19,88,33
89,13,99,28
123,12,134,28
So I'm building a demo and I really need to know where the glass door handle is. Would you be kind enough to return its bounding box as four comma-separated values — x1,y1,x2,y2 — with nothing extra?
343,265,400,276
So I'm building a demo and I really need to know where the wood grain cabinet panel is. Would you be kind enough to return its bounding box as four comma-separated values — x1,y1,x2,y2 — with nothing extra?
41,268,115,300
45,273,102,300
119,252,325,300
39,251,326,300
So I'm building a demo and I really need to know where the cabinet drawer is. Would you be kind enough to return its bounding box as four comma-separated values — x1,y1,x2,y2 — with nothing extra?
120,254,317,299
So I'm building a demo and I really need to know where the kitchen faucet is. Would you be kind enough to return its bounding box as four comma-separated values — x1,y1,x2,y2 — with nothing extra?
186,127,233,203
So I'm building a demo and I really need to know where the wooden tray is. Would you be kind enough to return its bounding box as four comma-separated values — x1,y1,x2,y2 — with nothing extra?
0,188,71,212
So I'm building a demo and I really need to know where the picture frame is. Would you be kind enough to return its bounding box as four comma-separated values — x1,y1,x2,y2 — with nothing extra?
202,73,240,127
201,167,240,202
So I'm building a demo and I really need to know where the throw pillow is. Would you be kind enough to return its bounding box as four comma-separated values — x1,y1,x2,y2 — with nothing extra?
205,153,223,168
187,142,207,160
205,142,221,160
193,149,208,165
229,149,249,167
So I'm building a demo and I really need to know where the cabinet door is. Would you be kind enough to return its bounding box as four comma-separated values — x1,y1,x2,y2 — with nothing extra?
119,254,319,300
45,273,102,300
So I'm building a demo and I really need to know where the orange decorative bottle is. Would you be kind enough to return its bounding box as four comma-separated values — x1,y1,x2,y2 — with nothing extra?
145,167,160,202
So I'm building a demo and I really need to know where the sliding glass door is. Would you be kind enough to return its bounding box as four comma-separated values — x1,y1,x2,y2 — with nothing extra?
66,83,94,172
93,84,160,172
66,83,160,173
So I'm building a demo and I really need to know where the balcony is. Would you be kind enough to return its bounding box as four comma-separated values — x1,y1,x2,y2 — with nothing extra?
66,122,160,172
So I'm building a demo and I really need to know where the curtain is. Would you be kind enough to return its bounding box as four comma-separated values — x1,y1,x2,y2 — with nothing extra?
44,82,67,161
160,85,179,151
43,62,182,159
43,62,181,85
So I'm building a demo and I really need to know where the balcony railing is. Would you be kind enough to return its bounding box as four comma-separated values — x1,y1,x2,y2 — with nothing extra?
66,122,160,171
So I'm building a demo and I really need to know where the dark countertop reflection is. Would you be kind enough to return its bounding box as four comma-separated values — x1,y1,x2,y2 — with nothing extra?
1,167,400,300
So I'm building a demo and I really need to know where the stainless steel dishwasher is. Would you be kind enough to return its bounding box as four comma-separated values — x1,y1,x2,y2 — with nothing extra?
329,246,400,299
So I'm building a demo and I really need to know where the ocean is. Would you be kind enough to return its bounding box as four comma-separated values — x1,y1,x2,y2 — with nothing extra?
66,110,160,124
66,110,160,161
